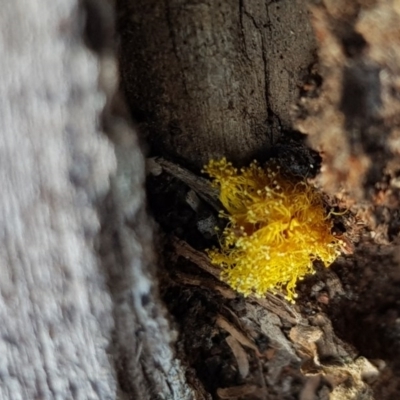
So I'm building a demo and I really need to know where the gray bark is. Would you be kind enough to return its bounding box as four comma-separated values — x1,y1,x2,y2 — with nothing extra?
0,1,116,397
0,1,193,399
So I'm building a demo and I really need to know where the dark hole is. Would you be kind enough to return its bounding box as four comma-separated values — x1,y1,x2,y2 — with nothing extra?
341,31,367,58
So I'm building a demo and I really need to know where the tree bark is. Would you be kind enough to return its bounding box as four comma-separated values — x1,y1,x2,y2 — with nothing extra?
117,0,316,169
0,1,116,397
0,1,193,399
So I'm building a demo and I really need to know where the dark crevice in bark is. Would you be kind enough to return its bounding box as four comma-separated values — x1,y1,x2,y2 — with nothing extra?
243,7,269,106
238,0,252,63
164,0,190,98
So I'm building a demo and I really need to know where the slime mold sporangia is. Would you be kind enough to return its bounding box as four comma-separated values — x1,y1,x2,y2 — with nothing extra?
202,158,342,302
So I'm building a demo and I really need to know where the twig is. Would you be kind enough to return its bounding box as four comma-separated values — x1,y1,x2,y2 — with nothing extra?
154,157,221,211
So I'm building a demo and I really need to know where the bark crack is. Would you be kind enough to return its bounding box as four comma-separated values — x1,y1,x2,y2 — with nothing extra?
264,2,283,132
165,0,189,97
241,3,283,133
238,0,252,63
242,8,269,107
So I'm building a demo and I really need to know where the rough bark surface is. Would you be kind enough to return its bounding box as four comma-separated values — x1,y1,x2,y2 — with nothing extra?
0,1,116,398
295,0,400,201
1,1,193,399
117,0,316,169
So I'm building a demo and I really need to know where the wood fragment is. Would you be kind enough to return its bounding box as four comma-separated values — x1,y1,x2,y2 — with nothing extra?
216,315,260,356
174,271,236,299
170,236,221,279
225,335,250,379
290,325,323,366
253,296,302,325
216,384,258,399
299,376,321,400
155,157,221,211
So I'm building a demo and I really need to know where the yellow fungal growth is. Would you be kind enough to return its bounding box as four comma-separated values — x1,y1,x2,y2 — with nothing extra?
203,158,342,303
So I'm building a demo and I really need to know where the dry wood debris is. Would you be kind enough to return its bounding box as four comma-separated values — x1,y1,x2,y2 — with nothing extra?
151,157,379,399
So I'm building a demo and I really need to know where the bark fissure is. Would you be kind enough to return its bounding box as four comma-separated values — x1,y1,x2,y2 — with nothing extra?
238,0,252,63
243,8,270,110
165,0,190,98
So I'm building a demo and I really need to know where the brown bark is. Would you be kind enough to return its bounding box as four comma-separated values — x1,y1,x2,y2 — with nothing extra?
117,0,316,168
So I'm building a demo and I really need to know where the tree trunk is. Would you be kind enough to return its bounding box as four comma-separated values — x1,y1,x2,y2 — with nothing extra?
117,0,316,169
1,1,193,399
